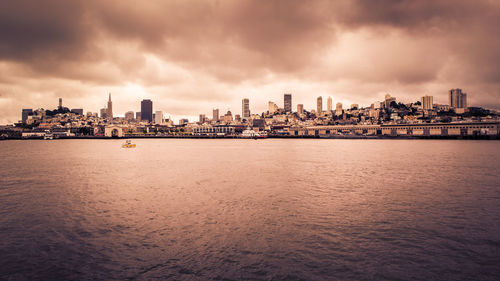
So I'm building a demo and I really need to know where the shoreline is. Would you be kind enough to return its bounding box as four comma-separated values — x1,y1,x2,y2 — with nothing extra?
2,135,499,141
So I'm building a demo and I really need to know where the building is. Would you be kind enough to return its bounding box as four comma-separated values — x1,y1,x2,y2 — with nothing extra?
58,98,62,109
179,118,189,125
135,112,141,122
336,102,343,116
268,101,278,114
327,96,333,112
199,114,206,123
284,93,292,113
422,95,434,110
449,89,467,109
100,108,107,119
317,96,323,115
155,111,163,124
71,109,83,115
141,99,153,123
223,110,233,122
21,109,33,123
297,104,304,115
125,111,134,121
107,93,113,120
384,94,396,108
242,98,250,119
213,108,219,121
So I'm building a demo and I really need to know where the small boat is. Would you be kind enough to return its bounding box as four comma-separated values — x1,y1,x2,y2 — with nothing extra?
122,140,136,148
44,132,53,140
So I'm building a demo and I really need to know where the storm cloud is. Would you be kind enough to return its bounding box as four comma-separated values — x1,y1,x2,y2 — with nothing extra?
0,0,499,123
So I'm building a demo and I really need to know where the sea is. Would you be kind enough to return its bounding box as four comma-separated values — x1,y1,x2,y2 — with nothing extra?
0,139,499,280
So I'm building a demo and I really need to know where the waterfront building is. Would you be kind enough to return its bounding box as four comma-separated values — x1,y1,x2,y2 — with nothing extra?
284,93,292,113
242,98,250,119
297,104,304,115
21,109,33,123
317,96,323,115
141,99,153,123
213,108,219,121
449,89,467,109
327,97,332,112
422,95,434,110
107,93,113,120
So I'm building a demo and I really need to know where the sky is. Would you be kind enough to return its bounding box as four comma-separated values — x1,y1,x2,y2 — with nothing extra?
1,0,499,123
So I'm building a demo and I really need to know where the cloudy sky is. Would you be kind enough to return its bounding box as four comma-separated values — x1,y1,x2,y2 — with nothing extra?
1,0,499,123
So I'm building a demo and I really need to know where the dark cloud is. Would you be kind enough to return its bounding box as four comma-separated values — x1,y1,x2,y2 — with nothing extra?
0,0,499,123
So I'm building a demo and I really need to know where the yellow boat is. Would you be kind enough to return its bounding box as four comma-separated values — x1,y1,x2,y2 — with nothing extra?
122,140,136,148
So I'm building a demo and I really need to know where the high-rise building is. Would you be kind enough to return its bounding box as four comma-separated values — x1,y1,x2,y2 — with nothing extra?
136,112,141,121
297,104,304,115
141,99,153,123
21,109,33,123
284,93,292,113
125,111,135,121
449,89,467,108
336,102,343,116
100,108,107,119
268,101,278,114
107,93,113,120
58,98,62,109
242,98,250,119
224,110,233,122
327,96,332,112
179,118,189,125
317,96,323,115
213,108,219,121
421,95,434,110
155,111,163,124
199,114,206,123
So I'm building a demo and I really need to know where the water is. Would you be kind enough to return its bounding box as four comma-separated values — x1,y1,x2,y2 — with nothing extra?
0,139,499,280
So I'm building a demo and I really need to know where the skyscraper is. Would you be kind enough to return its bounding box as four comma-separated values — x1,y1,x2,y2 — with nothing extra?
317,96,323,115
213,108,219,121
107,93,113,120
449,89,467,108
297,104,304,115
58,98,62,109
421,95,434,110
327,96,332,112
284,93,292,113
199,114,206,123
242,98,250,119
155,111,163,124
336,102,343,116
21,109,33,123
141,99,153,123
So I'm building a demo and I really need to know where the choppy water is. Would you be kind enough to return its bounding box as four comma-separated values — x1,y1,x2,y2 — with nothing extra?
0,139,499,280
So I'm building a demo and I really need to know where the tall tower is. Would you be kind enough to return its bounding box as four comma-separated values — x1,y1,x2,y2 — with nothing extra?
58,98,62,109
317,96,323,115
141,99,153,123
327,96,332,112
213,108,219,121
107,93,113,120
284,93,292,113
242,98,250,119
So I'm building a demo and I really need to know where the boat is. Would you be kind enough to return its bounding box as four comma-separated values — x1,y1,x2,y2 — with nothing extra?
43,131,53,140
122,140,136,148
241,129,268,139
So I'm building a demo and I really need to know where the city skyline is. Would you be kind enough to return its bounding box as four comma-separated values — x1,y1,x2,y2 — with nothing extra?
1,1,500,124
